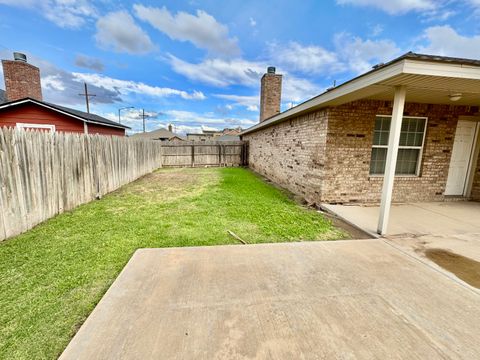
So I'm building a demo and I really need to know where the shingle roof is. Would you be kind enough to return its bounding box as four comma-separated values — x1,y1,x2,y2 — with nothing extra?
130,128,185,140
0,89,6,104
0,97,130,129
216,134,240,141
44,102,130,129
392,51,480,67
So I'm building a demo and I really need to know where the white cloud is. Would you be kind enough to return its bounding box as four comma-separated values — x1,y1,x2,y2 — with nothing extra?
336,0,437,14
268,42,343,74
417,25,480,59
133,5,240,56
214,94,259,110
168,55,321,103
334,33,401,73
249,17,257,27
0,0,97,28
42,75,66,91
371,24,384,37
72,72,206,100
168,55,263,87
95,11,155,54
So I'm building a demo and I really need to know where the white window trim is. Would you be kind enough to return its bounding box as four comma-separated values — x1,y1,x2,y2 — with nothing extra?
370,115,428,177
17,123,56,132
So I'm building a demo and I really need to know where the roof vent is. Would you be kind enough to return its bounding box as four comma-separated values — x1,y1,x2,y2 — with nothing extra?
13,52,27,62
372,62,384,69
267,66,276,74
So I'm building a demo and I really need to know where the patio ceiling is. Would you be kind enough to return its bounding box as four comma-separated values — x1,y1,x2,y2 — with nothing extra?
363,74,480,106
314,60,480,107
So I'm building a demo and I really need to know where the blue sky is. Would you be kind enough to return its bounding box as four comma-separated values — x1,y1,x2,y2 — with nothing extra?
1,0,480,134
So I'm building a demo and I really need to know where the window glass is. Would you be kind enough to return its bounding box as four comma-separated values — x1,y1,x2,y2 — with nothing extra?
370,116,426,176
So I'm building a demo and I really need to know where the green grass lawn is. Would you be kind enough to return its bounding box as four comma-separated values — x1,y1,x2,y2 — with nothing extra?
0,167,346,359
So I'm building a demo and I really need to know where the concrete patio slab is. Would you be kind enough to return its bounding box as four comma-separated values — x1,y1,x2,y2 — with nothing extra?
60,240,480,360
321,201,480,237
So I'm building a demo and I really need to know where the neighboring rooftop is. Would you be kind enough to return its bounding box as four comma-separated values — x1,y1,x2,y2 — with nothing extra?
130,128,185,141
216,134,240,141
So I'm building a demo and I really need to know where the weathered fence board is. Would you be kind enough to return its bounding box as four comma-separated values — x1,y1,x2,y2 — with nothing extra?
0,129,247,241
0,128,163,240
161,140,246,167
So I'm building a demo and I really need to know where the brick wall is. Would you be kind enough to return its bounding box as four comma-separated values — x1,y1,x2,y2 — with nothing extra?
2,60,42,101
323,100,477,203
471,153,480,201
244,99,478,205
244,109,328,204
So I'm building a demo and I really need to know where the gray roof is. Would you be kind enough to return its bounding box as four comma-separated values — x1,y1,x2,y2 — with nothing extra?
0,97,130,129
0,89,6,104
392,51,480,67
131,128,185,140
44,102,130,129
216,134,240,141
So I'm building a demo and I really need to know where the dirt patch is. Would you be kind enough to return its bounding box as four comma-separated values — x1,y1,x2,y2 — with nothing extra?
425,249,480,289
113,168,220,204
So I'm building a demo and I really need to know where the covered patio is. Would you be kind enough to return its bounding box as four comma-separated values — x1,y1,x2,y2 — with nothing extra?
316,53,480,235
321,201,480,238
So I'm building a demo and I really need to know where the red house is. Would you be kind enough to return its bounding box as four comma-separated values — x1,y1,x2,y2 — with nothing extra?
0,52,129,136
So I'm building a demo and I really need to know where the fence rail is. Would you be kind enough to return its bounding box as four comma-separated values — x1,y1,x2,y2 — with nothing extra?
0,128,163,241
161,140,247,167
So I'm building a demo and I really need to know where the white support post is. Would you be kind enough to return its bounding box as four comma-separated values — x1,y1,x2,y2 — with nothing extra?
377,85,406,235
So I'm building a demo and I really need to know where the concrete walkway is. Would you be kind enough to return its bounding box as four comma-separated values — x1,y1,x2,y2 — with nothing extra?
60,240,480,360
321,202,480,265
321,201,480,238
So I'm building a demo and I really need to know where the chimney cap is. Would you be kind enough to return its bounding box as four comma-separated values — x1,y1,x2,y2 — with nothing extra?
13,52,27,62
267,66,276,74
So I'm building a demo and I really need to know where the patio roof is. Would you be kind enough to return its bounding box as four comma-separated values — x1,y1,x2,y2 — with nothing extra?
242,52,480,136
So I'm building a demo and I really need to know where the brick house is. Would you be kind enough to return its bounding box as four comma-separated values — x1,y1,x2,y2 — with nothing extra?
241,52,480,234
0,52,129,136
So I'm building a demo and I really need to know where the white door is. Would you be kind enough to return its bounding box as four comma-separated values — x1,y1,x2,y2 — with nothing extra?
445,120,479,195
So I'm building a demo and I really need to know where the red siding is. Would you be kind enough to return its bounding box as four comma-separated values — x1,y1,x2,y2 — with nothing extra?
0,103,125,136
88,123,125,136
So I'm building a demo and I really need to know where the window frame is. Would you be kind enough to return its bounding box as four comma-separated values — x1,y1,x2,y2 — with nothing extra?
16,123,56,132
370,115,428,177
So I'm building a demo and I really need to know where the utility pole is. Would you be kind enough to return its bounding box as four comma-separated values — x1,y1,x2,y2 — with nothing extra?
78,82,96,113
138,109,150,132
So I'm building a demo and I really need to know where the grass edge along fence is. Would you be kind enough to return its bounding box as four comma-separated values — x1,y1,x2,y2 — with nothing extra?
0,128,163,241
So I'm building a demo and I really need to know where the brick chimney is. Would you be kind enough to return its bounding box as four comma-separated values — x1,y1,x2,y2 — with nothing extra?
259,66,282,122
2,52,42,102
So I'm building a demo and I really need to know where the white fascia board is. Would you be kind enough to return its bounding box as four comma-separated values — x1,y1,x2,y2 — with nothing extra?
403,59,480,80
242,61,406,135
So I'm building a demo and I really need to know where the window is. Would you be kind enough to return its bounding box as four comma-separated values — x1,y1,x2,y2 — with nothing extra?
17,123,56,132
370,116,427,176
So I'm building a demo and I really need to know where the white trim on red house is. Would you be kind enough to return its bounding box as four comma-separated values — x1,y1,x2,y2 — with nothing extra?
0,98,127,130
17,123,56,132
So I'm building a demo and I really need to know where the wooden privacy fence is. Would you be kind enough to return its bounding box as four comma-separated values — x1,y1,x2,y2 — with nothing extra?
161,140,248,167
0,128,163,241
